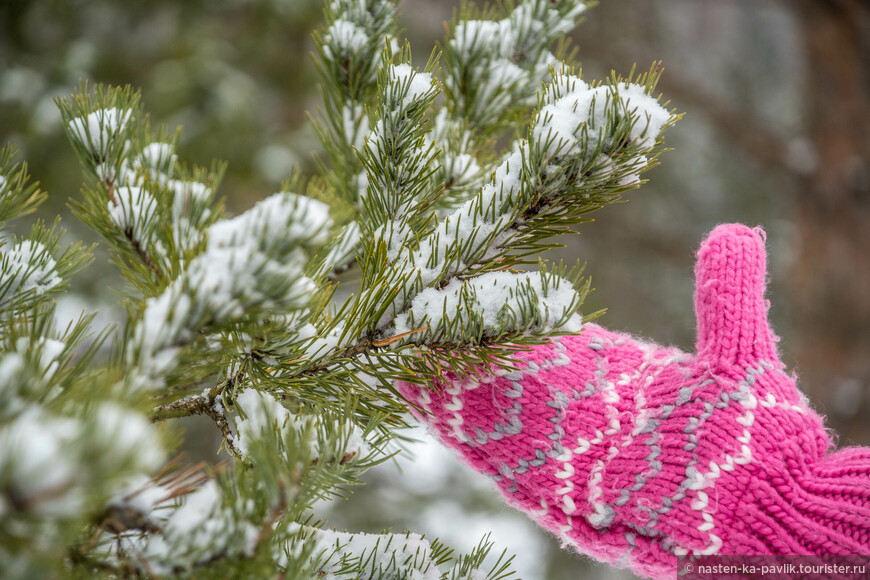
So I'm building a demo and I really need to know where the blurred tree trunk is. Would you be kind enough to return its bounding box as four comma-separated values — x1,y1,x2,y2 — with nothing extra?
791,0,870,444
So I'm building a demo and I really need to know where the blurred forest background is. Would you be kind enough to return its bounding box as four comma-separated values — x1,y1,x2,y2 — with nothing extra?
1,0,868,578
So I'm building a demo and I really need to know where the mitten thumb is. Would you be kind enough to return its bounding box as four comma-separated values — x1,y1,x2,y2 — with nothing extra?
694,223,780,367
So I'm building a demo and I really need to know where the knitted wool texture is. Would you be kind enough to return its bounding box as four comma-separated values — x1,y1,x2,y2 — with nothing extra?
397,224,870,579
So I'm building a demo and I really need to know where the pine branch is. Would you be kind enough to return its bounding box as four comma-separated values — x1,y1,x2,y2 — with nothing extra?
2,1,683,576
0,145,48,223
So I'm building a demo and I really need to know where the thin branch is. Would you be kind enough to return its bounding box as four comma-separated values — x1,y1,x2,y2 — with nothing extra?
206,397,243,460
371,326,429,347
151,391,216,421
127,228,162,280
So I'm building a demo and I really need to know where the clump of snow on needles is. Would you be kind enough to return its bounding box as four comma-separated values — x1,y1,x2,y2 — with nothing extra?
534,79,670,156
324,20,369,58
394,270,582,342
390,64,434,107
1,240,62,300
107,186,159,246
67,107,131,158
124,479,258,574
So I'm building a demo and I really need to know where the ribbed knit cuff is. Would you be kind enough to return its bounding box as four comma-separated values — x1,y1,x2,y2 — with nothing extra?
724,446,870,555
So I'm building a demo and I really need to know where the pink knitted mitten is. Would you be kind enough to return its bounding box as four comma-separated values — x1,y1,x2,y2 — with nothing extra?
397,224,870,579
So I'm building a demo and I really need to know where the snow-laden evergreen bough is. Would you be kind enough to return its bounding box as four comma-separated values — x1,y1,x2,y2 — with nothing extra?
0,0,679,577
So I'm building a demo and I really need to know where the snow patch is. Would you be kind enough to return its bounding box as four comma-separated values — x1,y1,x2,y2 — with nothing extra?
390,64,434,107
534,82,669,157
0,239,62,299
394,271,581,342
67,108,132,158
108,186,159,245
138,142,176,174
324,20,369,58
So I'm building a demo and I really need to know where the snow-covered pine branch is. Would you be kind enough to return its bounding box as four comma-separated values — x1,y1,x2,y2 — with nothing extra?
359,52,442,286
127,192,331,387
58,85,226,295
431,0,591,214
0,224,91,322
278,526,514,580
404,66,676,290
325,66,676,373
312,0,402,278
284,527,449,580
0,145,47,223
393,268,586,345
444,0,590,137
99,391,386,575
0,150,165,578
0,0,682,577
